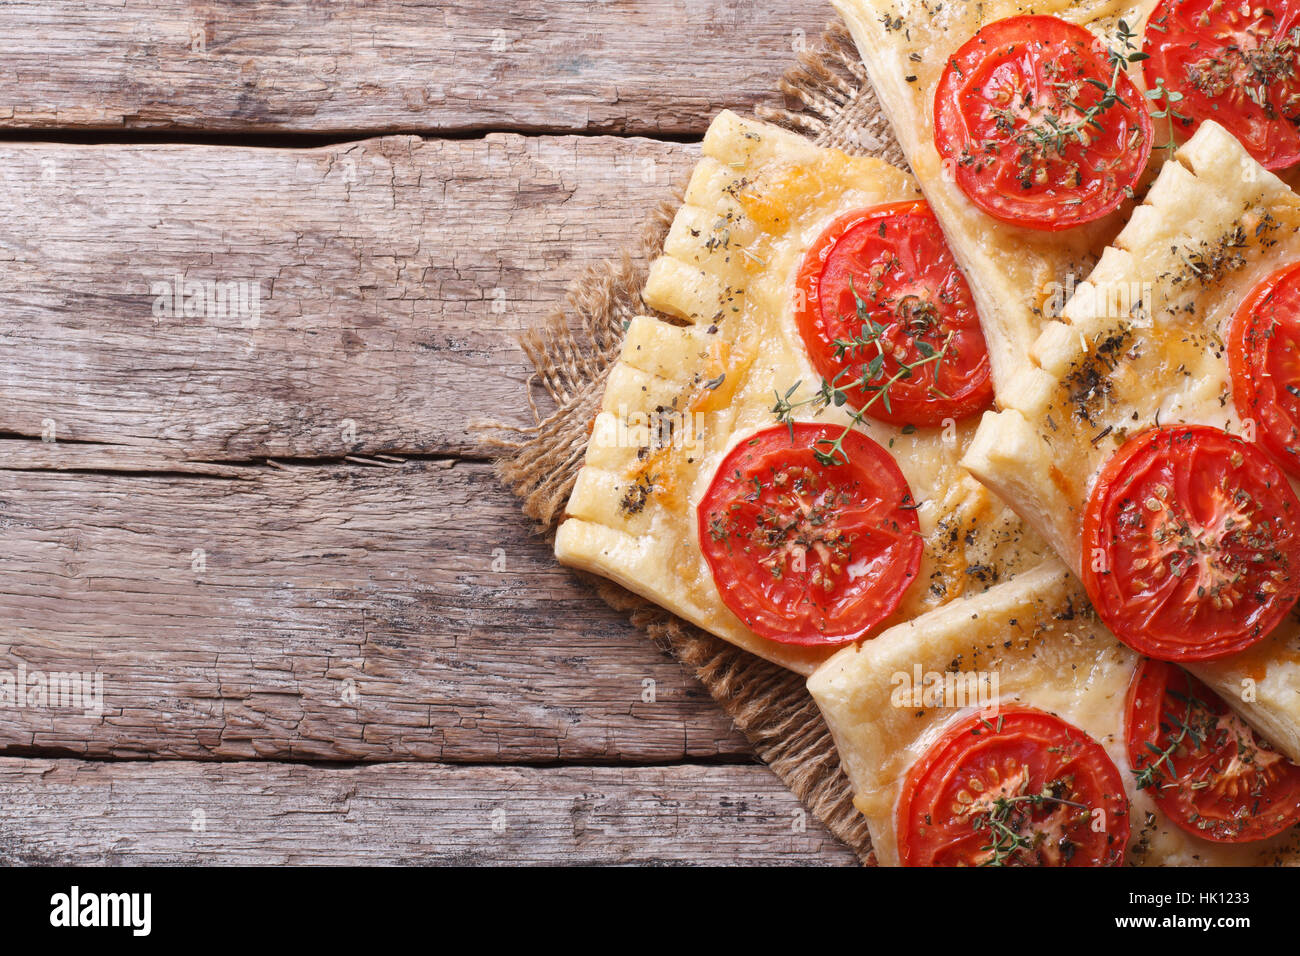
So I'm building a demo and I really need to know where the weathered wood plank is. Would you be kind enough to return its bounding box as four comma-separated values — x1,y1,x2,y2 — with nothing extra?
0,456,749,762
0,440,255,478
0,134,697,459
0,759,854,865
0,0,827,135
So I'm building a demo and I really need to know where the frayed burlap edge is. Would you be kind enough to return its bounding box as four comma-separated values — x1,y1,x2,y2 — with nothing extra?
484,20,907,865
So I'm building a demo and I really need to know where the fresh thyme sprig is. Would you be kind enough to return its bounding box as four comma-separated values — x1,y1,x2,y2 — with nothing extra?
972,785,1088,867
1008,20,1148,174
1133,687,1209,791
771,277,953,466
1144,76,1190,157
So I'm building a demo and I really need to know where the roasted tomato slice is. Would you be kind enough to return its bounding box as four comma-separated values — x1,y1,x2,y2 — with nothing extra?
934,15,1152,230
696,422,921,645
1082,424,1300,661
793,201,994,427
897,706,1130,866
1229,261,1300,478
1143,0,1300,171
1126,658,1300,841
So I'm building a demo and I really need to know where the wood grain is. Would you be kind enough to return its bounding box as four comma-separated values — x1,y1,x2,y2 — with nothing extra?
0,28,863,863
0,134,697,460
0,0,829,135
0,457,748,762
0,758,854,865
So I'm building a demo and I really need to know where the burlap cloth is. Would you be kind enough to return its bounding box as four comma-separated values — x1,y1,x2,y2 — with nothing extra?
487,21,907,864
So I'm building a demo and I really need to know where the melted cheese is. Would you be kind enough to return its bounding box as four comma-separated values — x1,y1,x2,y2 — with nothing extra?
808,559,1300,865
834,0,1300,389
555,111,1050,675
832,0,1162,391
963,121,1300,760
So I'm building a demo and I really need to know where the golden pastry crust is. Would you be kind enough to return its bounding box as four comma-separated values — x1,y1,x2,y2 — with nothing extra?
832,0,1159,390
963,121,1300,760
808,559,1300,866
555,111,1049,675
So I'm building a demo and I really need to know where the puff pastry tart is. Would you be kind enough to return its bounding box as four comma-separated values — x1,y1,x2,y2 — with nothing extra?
834,0,1300,391
809,559,1300,865
832,0,1166,389
963,121,1300,762
554,112,1048,675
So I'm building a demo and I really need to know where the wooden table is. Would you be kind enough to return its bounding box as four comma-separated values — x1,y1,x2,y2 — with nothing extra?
0,0,855,864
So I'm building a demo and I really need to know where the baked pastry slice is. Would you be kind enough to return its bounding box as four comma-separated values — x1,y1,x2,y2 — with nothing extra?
809,559,1300,865
555,111,1048,675
832,0,1160,389
963,121,1300,759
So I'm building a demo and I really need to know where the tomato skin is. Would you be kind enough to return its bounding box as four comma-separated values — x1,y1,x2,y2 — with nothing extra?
1229,261,1300,479
934,15,1152,231
696,423,922,646
897,706,1130,866
793,201,994,427
1126,658,1300,842
1082,425,1300,662
1142,0,1300,171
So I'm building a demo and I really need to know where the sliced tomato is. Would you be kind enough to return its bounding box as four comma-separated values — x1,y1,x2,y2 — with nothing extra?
1143,0,1300,171
793,201,994,427
1126,658,1300,841
934,15,1152,230
696,422,921,645
1229,261,1300,478
1082,424,1300,661
897,706,1130,866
